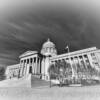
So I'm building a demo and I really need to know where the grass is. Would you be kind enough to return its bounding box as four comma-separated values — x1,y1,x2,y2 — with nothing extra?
0,85,100,100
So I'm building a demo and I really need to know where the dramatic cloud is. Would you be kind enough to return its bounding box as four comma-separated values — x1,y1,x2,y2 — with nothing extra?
0,0,100,67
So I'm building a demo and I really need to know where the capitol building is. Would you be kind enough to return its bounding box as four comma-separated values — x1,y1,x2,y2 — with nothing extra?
5,38,100,82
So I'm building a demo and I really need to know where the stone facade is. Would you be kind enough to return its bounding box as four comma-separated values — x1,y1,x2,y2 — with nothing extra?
6,39,100,81
50,47,100,80
6,64,20,79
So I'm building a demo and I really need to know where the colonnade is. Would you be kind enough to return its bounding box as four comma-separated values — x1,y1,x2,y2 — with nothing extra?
19,56,41,77
50,53,99,79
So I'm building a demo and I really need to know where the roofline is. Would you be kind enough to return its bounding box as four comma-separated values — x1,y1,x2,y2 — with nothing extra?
19,51,38,58
50,47,98,60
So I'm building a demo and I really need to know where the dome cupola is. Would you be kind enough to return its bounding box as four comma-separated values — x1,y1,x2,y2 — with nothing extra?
43,38,55,48
41,38,57,56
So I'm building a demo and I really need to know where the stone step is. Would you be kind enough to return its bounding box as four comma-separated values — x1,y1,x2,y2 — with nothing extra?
69,84,82,87
31,75,50,88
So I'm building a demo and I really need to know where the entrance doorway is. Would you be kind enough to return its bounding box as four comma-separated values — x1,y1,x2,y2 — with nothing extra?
29,66,32,74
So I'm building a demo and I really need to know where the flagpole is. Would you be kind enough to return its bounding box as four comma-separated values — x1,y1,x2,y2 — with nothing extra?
68,46,69,53
65,45,69,53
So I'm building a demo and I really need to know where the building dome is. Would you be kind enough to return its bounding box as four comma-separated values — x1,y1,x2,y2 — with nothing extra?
41,38,57,56
42,38,55,48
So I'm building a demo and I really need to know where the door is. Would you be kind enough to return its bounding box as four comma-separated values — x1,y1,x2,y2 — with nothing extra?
29,66,32,74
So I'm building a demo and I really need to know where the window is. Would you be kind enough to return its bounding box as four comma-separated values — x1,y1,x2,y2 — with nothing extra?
30,58,33,63
91,53,95,57
27,59,29,64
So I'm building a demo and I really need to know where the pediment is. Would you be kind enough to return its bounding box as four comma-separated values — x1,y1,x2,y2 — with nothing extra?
19,50,38,58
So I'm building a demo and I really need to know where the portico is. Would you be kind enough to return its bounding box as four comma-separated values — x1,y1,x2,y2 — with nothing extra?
19,51,41,77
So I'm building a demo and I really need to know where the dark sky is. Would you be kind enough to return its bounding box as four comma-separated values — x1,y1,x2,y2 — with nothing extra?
0,0,100,67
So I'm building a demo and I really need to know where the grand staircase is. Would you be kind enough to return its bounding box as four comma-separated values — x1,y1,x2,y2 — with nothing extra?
31,75,50,88
0,74,51,88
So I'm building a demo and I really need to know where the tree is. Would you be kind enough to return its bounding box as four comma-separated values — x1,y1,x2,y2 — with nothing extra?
0,67,6,81
48,61,73,86
48,64,58,79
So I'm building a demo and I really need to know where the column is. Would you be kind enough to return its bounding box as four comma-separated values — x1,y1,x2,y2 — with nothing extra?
78,56,84,78
33,58,35,74
32,58,34,74
69,57,74,78
36,57,39,74
73,57,78,79
77,56,82,72
36,57,38,74
20,60,24,77
9,69,11,79
29,58,31,74
95,52,100,69
30,58,33,74
38,58,40,74
42,57,45,79
94,53,100,67
26,59,28,74
34,57,36,74
77,56,83,79
82,55,88,69
26,59,29,74
79,55,87,79
23,60,26,76
77,56,84,69
87,53,94,68
85,54,93,78
21,60,23,76
24,59,27,76
19,60,22,77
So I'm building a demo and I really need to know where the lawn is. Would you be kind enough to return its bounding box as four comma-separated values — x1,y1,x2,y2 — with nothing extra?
0,85,100,100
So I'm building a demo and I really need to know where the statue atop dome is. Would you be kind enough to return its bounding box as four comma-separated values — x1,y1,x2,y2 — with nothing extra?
41,38,57,56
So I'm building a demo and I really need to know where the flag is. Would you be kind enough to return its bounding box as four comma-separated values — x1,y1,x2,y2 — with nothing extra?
65,45,69,49
65,45,69,53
